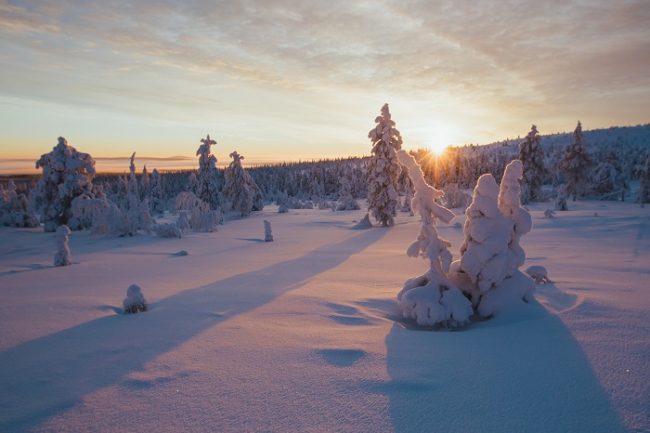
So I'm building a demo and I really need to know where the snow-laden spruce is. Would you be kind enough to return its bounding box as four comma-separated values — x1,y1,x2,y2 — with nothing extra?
367,104,403,226
518,125,545,203
498,160,533,277
641,155,650,206
123,284,147,314
195,134,222,210
395,150,472,328
560,121,590,201
449,160,535,317
336,173,360,211
264,220,273,242
149,168,165,214
223,151,264,216
32,137,96,232
54,225,72,267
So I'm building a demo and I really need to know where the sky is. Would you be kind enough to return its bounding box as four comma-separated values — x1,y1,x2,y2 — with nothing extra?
1,0,649,172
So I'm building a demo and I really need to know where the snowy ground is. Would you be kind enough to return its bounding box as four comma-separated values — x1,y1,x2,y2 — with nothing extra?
0,201,648,433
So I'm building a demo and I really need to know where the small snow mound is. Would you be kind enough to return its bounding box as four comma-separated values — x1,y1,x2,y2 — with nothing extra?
352,213,373,230
171,250,189,257
526,265,551,284
544,209,556,219
264,220,273,242
123,284,147,314
399,282,472,328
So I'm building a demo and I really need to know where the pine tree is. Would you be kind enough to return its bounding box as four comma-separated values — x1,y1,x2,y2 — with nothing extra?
195,134,221,210
518,125,545,203
223,151,264,216
640,155,650,206
33,137,96,231
367,103,403,226
560,121,590,201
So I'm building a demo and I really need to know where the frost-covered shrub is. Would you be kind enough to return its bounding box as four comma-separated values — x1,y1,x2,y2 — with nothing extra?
544,209,556,219
367,103,402,226
175,191,221,232
123,284,147,314
153,223,182,238
54,225,72,266
195,134,222,210
68,193,109,230
223,151,264,216
336,176,360,211
33,137,96,231
395,150,472,328
441,183,470,209
0,180,39,228
278,203,289,213
264,220,273,242
176,211,190,232
518,125,545,203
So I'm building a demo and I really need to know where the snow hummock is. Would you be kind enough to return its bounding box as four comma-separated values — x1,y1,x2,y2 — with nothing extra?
123,284,147,314
53,225,72,267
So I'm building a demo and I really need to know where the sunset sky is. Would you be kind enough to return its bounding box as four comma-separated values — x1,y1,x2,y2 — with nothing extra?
1,0,649,170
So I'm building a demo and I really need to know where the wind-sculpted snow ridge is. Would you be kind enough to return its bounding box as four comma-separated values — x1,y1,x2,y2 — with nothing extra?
395,150,472,328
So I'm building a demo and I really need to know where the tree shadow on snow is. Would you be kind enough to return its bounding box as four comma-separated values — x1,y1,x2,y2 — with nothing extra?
0,228,387,432
380,301,627,433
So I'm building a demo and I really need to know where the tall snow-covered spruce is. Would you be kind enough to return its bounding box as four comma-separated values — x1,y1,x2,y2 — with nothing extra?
560,121,590,201
395,150,472,327
33,137,96,231
195,134,222,210
518,125,545,203
367,104,403,226
223,151,264,216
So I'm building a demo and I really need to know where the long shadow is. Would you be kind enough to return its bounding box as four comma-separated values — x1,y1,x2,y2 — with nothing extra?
0,228,387,432
379,301,627,433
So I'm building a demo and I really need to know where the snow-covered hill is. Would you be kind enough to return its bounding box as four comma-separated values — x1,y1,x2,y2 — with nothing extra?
0,202,648,432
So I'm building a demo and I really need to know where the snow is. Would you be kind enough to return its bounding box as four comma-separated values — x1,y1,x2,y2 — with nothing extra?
0,201,648,432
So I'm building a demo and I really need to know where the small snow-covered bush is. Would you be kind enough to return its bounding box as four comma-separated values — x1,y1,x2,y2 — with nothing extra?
175,191,221,232
54,225,72,266
0,181,39,228
123,284,147,314
352,214,373,230
278,203,289,213
526,265,551,284
555,184,568,211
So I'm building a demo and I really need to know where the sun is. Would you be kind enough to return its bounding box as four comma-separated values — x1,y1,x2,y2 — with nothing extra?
425,121,459,156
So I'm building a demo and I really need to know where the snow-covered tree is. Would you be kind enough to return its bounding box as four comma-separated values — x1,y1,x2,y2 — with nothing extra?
452,174,512,302
195,134,221,210
336,173,360,211
140,164,150,200
223,151,264,216
498,160,533,277
123,284,147,314
0,180,39,227
640,155,650,206
149,168,165,214
518,125,545,203
175,191,220,232
264,220,273,242
560,121,590,201
54,225,72,266
555,184,568,211
367,103,403,226
449,164,535,317
33,137,96,231
395,150,472,327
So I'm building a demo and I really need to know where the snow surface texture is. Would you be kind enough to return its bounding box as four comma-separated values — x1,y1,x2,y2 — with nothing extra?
0,202,647,433
367,104,402,226
395,150,472,327
53,225,71,267
123,284,147,314
264,220,273,242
